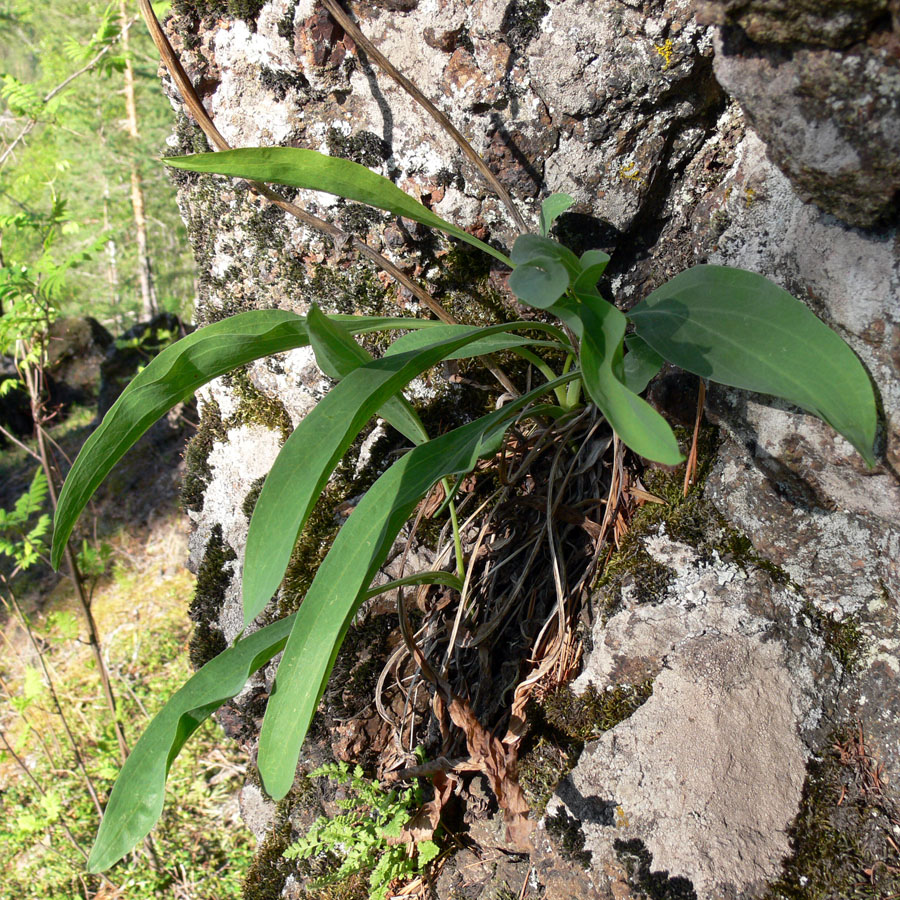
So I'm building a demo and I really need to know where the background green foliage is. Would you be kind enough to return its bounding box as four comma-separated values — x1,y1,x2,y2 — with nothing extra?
0,0,195,325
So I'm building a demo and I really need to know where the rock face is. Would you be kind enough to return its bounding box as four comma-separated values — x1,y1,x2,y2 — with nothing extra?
158,0,899,898
45,316,113,408
703,0,900,227
555,536,827,898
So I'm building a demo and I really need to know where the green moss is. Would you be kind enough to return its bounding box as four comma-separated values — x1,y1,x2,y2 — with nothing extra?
303,873,370,900
594,424,792,619
277,12,294,41
500,0,550,51
173,0,265,23
518,682,653,816
188,524,236,668
260,67,310,102
804,605,867,673
242,775,326,900
543,681,654,743
545,807,592,869
518,737,572,817
222,367,294,441
163,113,211,173
306,262,394,319
337,202,388,236
242,475,266,520
181,398,227,512
242,820,294,900
764,734,900,900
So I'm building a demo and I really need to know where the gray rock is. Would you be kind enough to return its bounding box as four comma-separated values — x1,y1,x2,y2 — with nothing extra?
696,0,894,48
711,24,900,226
556,535,830,900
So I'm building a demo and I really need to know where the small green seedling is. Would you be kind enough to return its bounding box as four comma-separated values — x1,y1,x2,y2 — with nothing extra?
48,146,877,873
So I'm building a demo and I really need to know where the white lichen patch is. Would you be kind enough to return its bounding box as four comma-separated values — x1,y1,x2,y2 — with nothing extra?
193,423,284,642
247,346,324,429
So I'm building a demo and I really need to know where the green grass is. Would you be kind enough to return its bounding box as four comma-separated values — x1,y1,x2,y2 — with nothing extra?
0,514,256,899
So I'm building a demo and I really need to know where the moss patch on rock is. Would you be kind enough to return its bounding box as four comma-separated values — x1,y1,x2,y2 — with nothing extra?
594,424,793,619
222,367,293,441
519,681,654,816
172,0,266,24
543,681,654,743
181,398,227,513
545,807,592,869
188,523,236,668
764,731,900,900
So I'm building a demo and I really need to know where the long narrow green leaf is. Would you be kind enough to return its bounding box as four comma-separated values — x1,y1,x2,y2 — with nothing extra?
87,613,297,873
307,311,428,446
242,316,543,626
384,323,568,358
577,297,682,465
165,148,512,266
628,265,877,465
51,310,435,569
257,374,577,799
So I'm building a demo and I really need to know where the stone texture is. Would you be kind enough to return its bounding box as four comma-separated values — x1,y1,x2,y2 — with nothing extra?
712,25,900,227
556,535,828,899
45,315,112,404
696,0,896,48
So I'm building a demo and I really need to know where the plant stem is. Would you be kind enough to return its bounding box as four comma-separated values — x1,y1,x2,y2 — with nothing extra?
448,494,465,581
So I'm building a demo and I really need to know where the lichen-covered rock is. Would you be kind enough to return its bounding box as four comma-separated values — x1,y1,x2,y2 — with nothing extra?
696,0,894,48
711,25,900,227
556,535,829,900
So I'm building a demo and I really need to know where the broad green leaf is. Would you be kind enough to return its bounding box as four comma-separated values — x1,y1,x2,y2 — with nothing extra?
540,193,575,237
257,374,577,799
51,310,435,569
87,613,297,873
577,296,682,465
511,234,580,278
623,333,664,394
307,312,428,446
243,316,545,625
508,257,570,310
574,249,611,295
628,265,877,465
165,148,512,266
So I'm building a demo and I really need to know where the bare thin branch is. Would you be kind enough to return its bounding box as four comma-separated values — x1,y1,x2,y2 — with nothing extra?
0,22,134,171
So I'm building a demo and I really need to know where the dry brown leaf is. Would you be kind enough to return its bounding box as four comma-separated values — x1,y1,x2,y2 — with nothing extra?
446,696,533,849
388,771,456,846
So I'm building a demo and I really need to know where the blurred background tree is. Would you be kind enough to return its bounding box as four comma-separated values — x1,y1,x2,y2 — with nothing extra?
0,0,195,329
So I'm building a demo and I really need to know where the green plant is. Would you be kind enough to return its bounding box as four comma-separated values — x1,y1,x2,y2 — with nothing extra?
48,145,878,873
0,467,50,571
284,761,440,900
